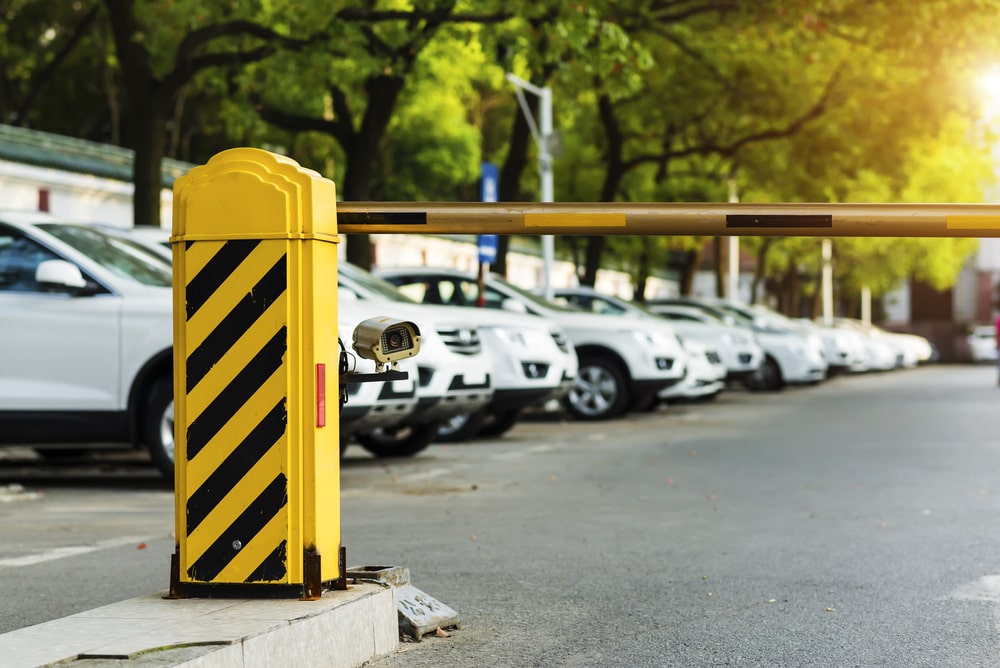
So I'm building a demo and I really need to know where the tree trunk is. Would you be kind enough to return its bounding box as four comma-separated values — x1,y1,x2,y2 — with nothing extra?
634,237,650,301
582,239,604,287
714,237,726,298
494,93,535,277
584,91,626,287
678,247,704,296
341,74,405,269
131,104,168,228
751,239,774,303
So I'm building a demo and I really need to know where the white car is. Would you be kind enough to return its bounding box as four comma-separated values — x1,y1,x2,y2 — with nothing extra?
343,263,576,441
647,298,827,391
337,292,494,454
967,324,998,363
832,318,934,369
658,339,727,403
377,268,688,420
794,318,870,374
551,286,764,385
0,212,175,478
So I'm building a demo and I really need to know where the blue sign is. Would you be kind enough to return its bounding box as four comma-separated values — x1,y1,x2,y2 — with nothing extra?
481,162,499,203
479,163,500,265
478,234,498,264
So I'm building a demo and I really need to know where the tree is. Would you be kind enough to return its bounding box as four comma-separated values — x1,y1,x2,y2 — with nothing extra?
249,3,511,268
0,1,107,136
100,0,327,228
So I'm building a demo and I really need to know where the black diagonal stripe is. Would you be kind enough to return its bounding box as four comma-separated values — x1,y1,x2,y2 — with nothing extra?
186,327,286,459
186,399,287,534
185,239,262,320
246,541,288,583
186,473,288,583
186,255,287,393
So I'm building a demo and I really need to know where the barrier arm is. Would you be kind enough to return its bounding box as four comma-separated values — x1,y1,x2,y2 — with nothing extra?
336,201,1000,238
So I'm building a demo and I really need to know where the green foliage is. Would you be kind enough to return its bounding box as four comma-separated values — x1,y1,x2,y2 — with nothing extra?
4,0,1000,306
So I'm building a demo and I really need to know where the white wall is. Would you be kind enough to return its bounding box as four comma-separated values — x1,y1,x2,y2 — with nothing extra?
0,159,174,228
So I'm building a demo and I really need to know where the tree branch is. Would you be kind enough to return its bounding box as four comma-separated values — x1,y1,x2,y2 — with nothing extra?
14,3,100,124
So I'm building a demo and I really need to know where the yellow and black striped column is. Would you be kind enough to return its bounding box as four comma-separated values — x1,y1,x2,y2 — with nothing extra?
168,148,341,599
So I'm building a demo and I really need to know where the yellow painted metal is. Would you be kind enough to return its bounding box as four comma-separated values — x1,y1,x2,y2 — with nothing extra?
171,148,339,596
336,201,1000,238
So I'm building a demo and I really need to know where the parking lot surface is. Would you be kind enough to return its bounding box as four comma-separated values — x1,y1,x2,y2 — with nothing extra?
3,366,1000,667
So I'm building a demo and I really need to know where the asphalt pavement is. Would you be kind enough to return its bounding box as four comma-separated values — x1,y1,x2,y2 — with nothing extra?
3,365,1000,667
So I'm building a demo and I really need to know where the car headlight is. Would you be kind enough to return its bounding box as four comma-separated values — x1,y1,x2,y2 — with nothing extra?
629,330,656,347
629,330,678,348
729,332,750,346
489,326,528,346
786,339,808,355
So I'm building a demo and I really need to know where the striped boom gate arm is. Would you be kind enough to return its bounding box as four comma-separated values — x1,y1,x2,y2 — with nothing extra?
169,148,341,599
335,202,1000,238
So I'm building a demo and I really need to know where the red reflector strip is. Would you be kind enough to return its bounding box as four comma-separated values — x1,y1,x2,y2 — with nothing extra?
316,363,326,427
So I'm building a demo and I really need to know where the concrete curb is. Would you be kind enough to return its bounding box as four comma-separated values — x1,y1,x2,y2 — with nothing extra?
0,583,397,668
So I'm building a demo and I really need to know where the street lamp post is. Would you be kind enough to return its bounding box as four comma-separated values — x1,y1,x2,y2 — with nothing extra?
506,72,555,300
821,238,834,325
726,179,740,302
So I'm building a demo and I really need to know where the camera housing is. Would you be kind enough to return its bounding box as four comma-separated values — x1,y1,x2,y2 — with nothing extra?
352,316,421,370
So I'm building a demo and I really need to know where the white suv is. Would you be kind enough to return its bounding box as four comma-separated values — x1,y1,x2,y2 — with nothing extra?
0,212,175,477
337,265,496,453
340,263,577,442
551,286,764,385
376,268,688,421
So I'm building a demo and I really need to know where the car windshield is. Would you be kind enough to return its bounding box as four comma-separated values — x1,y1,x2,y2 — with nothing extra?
489,275,578,313
583,293,663,318
340,261,418,303
38,223,172,287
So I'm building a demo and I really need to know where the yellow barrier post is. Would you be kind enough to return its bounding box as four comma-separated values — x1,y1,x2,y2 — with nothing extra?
168,148,341,599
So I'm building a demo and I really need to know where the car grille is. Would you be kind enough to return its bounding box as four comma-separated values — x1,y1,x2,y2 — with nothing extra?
436,326,482,355
551,331,571,353
706,351,721,364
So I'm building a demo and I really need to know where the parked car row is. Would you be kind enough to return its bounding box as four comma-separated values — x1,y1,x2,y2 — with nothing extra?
0,211,940,478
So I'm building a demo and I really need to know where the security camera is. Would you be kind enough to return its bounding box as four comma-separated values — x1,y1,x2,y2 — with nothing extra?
352,316,421,370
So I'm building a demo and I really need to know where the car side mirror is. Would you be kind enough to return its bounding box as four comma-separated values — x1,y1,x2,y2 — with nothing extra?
35,259,87,290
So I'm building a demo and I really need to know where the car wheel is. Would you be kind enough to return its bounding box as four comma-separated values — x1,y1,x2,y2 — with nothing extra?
566,354,630,420
143,376,175,482
744,356,783,392
355,420,443,458
436,408,489,443
478,409,523,438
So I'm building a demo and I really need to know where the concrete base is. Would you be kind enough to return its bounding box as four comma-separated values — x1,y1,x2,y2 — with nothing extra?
0,583,397,668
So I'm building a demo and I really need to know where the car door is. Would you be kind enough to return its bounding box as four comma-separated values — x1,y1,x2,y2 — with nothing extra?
0,225,121,411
